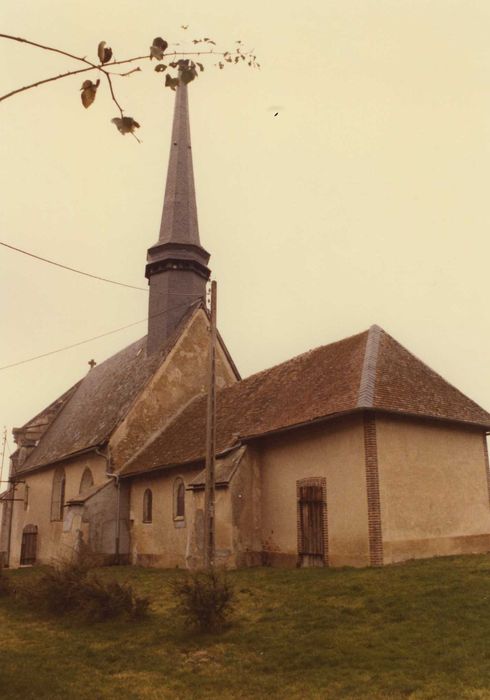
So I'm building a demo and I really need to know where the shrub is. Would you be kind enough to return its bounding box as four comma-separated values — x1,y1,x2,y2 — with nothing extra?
171,569,235,632
0,558,10,597
19,559,149,622
76,577,150,622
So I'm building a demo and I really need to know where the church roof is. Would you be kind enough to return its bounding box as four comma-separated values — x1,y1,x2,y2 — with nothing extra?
120,325,490,477
14,304,239,476
15,335,161,474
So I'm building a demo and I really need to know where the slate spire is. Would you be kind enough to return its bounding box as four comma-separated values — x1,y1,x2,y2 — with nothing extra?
146,82,210,354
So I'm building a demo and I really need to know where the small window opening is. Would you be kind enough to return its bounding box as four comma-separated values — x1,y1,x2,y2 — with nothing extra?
174,478,185,520
143,489,153,523
51,467,66,521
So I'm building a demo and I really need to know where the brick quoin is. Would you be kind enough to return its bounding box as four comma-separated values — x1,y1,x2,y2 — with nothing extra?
364,412,383,566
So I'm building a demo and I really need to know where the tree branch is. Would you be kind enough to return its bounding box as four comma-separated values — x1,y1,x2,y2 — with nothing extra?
0,33,96,68
1,65,97,102
0,33,258,108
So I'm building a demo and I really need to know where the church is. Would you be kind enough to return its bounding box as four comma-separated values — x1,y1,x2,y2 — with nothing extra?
2,82,490,570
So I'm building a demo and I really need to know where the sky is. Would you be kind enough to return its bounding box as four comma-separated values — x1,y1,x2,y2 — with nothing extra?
2,0,490,484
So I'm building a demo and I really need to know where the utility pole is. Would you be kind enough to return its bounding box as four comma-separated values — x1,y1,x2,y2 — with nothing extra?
0,427,6,487
204,280,217,569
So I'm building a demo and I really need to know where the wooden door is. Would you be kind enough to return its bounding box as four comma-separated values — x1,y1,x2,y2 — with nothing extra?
20,524,37,565
297,480,326,567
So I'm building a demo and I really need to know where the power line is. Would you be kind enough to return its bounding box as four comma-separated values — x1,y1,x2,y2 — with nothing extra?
0,299,202,371
0,240,148,292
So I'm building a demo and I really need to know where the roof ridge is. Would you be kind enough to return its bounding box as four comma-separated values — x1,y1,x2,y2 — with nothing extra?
379,329,490,419
357,324,383,408
240,328,370,385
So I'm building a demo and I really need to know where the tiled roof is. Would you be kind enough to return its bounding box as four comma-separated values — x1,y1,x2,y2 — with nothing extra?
13,304,240,476
66,481,112,505
121,325,490,477
188,446,247,490
15,335,163,474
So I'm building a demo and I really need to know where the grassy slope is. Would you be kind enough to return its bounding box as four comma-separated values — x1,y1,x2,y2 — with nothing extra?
1,556,490,699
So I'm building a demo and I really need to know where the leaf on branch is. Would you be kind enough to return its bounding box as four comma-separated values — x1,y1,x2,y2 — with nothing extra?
97,41,113,64
192,39,201,44
150,36,168,61
169,61,179,68
80,79,100,109
165,74,180,91
155,64,167,72
196,62,204,72
180,65,198,84
218,62,224,70
181,25,189,30
111,116,140,135
150,37,168,60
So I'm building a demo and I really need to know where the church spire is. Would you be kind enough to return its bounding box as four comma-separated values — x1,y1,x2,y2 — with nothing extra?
158,79,200,245
146,82,210,354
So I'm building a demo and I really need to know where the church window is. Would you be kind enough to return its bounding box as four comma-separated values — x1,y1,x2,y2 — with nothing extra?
79,467,94,495
24,483,29,511
51,467,66,521
143,489,153,523
174,478,185,520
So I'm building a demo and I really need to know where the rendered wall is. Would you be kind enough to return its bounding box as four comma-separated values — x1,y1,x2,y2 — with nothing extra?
259,415,370,568
376,415,490,563
8,453,107,567
129,466,199,568
129,465,236,569
82,480,131,563
230,447,262,567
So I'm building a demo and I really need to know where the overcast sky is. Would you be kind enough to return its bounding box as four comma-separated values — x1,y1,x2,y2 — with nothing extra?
2,0,490,483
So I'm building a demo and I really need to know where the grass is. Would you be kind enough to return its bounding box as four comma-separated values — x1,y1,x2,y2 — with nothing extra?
2,555,490,699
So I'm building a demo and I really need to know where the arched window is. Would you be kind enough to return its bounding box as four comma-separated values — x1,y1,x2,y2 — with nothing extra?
174,478,185,520
143,489,153,523
79,467,94,495
20,524,38,565
50,467,66,521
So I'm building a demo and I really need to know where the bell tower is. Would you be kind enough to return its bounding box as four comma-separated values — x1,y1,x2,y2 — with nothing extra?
146,82,210,354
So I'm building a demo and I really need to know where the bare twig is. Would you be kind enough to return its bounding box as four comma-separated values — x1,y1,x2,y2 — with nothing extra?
113,67,141,78
0,33,97,68
104,72,123,117
1,65,97,102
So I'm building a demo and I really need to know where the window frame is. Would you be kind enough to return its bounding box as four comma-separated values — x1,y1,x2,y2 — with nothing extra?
173,477,185,523
142,488,153,523
50,467,66,522
79,467,94,495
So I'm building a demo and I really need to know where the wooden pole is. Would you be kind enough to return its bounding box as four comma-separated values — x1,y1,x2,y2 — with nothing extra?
204,280,217,569
0,427,6,487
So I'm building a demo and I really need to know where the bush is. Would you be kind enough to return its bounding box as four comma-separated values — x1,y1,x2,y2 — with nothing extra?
77,577,150,622
0,558,10,597
171,569,235,632
19,559,149,622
